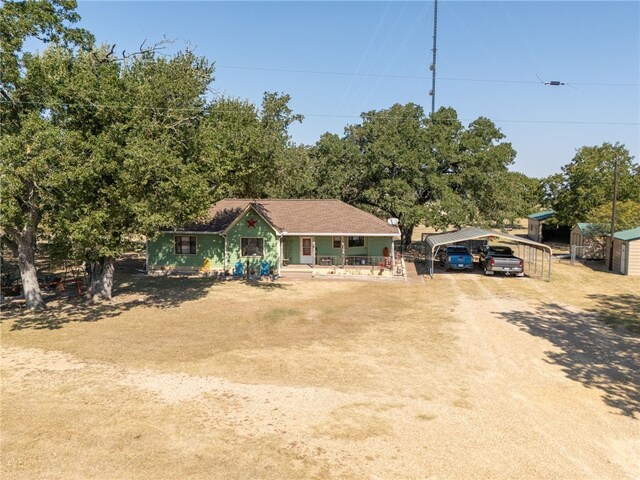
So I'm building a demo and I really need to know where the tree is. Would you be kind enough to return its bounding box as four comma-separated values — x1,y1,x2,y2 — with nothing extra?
540,173,564,208
0,0,93,309
198,92,304,199
310,105,520,243
588,200,640,232
552,143,639,226
44,46,215,301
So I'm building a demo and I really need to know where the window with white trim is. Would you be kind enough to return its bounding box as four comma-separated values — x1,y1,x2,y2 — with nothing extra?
241,237,264,257
333,237,341,249
175,236,197,255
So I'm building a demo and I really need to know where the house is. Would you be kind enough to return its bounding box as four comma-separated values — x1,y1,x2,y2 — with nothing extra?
527,210,555,242
146,199,400,275
605,226,640,276
527,209,570,243
570,223,607,260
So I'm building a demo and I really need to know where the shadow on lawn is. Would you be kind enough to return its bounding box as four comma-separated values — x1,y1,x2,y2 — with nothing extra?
498,295,640,419
2,258,288,330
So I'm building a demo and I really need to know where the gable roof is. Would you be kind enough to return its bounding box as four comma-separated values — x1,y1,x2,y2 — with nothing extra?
527,209,555,221
576,223,608,236
424,227,552,255
183,199,400,236
614,226,640,242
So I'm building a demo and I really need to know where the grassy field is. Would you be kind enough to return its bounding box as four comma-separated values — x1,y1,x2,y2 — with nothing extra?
1,258,639,479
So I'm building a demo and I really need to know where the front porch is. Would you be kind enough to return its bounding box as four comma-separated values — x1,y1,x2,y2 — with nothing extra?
280,260,405,279
281,235,397,270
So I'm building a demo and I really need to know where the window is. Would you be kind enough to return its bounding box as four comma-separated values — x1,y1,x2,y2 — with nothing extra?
241,237,264,257
175,236,196,255
348,236,365,247
333,237,341,249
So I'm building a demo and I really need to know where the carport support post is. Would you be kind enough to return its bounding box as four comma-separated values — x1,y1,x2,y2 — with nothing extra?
430,246,435,278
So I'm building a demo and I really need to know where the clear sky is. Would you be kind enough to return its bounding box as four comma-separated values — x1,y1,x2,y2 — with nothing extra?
68,1,639,178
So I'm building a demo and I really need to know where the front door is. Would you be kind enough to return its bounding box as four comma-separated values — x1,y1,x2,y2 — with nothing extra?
301,237,314,264
620,243,626,274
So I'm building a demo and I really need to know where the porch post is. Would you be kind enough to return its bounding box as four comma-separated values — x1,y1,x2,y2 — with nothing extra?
223,234,227,273
277,236,282,276
391,238,395,271
312,238,316,266
341,237,346,267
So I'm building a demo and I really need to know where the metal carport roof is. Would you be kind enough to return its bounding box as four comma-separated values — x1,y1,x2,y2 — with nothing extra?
424,227,553,280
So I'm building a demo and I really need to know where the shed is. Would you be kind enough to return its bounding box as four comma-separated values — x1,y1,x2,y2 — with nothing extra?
606,227,640,276
527,210,555,242
570,223,607,260
423,227,553,281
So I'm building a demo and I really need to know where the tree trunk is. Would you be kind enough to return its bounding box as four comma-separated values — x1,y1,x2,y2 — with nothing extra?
15,230,46,310
400,225,414,250
87,257,115,302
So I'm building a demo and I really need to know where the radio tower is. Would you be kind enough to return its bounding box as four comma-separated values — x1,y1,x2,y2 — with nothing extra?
429,0,438,114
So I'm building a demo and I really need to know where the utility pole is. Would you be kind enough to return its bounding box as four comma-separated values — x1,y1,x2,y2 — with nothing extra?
608,156,619,271
429,0,438,114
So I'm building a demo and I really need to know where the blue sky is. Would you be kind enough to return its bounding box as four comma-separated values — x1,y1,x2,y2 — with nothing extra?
68,1,639,178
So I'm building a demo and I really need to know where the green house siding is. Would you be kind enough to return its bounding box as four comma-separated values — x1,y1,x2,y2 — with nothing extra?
147,233,225,271
367,237,393,257
147,205,397,272
315,236,338,257
226,209,279,270
282,235,394,264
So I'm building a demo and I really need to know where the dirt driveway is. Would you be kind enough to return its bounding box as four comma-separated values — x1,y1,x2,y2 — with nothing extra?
1,264,639,479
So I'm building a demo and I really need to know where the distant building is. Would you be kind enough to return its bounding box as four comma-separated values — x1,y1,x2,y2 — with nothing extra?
570,223,607,260
605,227,640,276
527,210,555,243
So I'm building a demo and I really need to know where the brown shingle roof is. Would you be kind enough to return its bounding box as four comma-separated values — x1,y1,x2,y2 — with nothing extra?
182,199,399,235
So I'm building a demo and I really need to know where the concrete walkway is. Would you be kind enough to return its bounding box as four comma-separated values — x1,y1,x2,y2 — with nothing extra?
404,260,424,284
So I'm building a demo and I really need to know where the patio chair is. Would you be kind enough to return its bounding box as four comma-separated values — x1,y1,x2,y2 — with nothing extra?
233,261,244,276
259,260,270,277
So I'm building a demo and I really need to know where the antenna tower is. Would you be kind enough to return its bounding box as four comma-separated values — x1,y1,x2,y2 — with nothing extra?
430,0,438,114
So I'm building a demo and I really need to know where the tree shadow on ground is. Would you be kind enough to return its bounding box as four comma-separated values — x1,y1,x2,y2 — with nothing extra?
497,296,640,418
585,293,640,334
2,258,287,330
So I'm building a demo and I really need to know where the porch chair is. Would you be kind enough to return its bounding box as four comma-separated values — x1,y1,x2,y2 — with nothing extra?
259,260,270,278
232,261,244,276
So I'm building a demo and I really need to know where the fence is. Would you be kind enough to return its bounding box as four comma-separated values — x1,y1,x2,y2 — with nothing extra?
314,254,404,275
514,243,552,281
570,244,605,264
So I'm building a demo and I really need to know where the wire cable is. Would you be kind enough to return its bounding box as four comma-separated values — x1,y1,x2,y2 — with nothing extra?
2,99,638,126
216,65,639,87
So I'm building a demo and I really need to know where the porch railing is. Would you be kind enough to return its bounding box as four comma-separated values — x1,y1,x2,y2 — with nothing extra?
314,255,394,269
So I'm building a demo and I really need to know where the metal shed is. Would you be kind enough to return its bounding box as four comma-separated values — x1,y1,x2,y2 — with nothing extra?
423,227,553,281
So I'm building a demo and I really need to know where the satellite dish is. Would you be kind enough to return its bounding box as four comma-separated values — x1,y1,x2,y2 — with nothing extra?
387,217,400,226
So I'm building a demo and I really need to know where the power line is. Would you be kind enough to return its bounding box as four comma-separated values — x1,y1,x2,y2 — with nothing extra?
216,65,639,87
2,99,638,126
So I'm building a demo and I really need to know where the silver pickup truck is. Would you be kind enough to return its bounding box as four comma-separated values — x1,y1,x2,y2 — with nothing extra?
478,245,524,276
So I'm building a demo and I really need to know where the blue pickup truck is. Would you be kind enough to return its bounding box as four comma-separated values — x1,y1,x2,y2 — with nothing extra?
439,245,474,271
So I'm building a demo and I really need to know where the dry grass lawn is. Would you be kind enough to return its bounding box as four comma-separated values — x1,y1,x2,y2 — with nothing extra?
1,258,639,479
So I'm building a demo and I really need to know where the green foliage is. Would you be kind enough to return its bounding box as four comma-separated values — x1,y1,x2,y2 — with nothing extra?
199,92,304,199
0,0,94,120
540,173,564,208
552,143,639,226
310,105,525,239
43,46,216,263
588,200,640,232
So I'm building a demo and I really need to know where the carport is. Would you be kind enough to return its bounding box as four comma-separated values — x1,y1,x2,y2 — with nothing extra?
423,227,553,281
